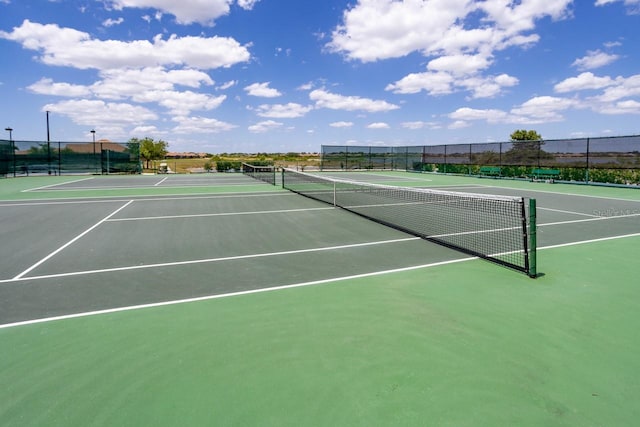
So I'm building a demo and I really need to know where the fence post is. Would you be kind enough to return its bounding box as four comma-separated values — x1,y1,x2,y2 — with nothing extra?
585,138,590,183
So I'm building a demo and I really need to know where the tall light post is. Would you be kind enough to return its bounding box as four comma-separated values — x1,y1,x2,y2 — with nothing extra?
5,127,14,177
46,110,51,174
91,129,97,174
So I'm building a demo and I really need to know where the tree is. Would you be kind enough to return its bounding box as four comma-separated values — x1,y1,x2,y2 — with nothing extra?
130,137,169,168
510,129,542,141
505,129,546,166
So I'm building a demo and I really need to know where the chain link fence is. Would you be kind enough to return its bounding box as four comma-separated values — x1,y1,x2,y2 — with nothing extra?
0,140,141,177
321,135,640,184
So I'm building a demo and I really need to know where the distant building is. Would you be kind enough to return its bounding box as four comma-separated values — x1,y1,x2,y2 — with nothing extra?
67,139,128,153
165,152,209,159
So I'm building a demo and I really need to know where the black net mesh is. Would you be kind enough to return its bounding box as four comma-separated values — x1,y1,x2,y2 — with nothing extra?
241,163,276,185
282,169,533,275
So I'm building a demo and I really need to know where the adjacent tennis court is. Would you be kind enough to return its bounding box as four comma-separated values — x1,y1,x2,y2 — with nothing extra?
1,172,639,426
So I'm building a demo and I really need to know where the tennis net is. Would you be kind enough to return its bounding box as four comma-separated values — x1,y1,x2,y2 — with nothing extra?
282,169,536,277
242,163,276,185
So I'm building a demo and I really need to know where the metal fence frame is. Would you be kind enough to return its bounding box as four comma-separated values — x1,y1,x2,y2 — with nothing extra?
0,140,141,177
321,135,640,183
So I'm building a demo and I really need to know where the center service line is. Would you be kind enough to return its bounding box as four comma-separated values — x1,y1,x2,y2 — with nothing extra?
12,200,135,280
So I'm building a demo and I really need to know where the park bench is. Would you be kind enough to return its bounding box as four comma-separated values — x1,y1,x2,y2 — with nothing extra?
479,166,501,177
530,168,560,181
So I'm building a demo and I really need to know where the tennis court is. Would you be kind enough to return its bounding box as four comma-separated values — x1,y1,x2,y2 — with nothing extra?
1,172,639,426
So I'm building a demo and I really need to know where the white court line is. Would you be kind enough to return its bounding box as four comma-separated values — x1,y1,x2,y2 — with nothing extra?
1,237,421,284
11,200,134,280
3,231,640,329
25,183,263,192
106,206,335,222
154,177,168,186
539,212,640,227
478,184,640,203
0,199,132,207
538,206,600,218
4,230,640,330
21,177,95,192
538,232,640,250
0,192,293,207
0,257,472,330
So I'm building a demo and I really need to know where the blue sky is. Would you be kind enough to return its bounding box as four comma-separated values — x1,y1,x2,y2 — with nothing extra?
1,0,639,153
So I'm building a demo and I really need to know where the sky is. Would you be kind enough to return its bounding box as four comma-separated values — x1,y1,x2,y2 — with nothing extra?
1,0,639,154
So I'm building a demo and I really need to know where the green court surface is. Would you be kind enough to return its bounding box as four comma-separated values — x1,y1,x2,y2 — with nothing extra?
1,172,639,426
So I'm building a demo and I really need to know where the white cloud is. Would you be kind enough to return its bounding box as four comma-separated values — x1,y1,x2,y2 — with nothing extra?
449,96,578,126
367,122,390,129
386,71,454,95
595,0,640,14
106,0,233,25
92,68,213,100
330,121,353,128
218,80,237,90
572,50,620,70
427,54,492,76
237,0,260,10
598,100,640,114
84,67,219,115
31,66,223,118
401,121,426,130
244,82,282,98
401,121,442,130
309,89,399,112
510,96,578,122
297,82,314,91
387,71,517,98
448,70,640,125
27,78,91,97
103,17,124,27
327,0,474,62
461,73,519,99
172,116,237,134
131,125,163,136
255,103,312,118
248,120,283,133
328,0,572,62
0,20,251,70
43,99,158,126
449,107,509,123
448,120,470,129
554,72,615,93
330,0,570,99
134,90,226,116
591,74,640,103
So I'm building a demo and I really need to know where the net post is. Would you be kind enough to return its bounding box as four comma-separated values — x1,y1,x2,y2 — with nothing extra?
333,181,337,206
528,198,537,278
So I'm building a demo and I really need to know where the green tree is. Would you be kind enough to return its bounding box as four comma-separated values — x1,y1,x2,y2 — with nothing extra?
505,129,546,166
510,129,542,141
131,137,169,169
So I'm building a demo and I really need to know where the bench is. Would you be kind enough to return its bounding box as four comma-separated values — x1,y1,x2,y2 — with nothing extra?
530,168,560,181
479,166,501,177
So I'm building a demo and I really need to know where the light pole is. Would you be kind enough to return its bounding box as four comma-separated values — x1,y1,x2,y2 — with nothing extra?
46,110,51,174
5,127,14,177
91,129,97,174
